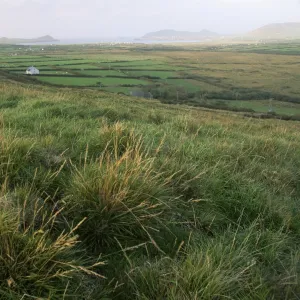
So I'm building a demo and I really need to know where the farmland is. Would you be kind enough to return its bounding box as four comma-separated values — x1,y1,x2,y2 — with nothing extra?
2,42,300,116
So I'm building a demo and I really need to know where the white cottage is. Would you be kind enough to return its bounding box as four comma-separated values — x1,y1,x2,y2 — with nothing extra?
26,66,40,75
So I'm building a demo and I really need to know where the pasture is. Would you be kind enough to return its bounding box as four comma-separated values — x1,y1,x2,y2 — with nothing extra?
1,42,300,116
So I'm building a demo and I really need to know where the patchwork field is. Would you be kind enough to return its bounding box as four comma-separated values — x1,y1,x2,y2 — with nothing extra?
37,76,150,87
1,42,300,116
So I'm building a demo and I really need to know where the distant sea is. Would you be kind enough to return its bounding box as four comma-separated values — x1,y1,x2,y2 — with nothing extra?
19,38,205,46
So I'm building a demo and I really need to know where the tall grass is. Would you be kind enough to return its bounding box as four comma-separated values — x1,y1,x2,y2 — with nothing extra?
0,189,104,299
64,126,176,251
124,222,299,300
0,80,299,298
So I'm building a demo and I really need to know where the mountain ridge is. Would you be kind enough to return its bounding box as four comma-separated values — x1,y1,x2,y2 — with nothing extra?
0,35,59,44
141,23,300,42
141,29,220,41
246,22,300,39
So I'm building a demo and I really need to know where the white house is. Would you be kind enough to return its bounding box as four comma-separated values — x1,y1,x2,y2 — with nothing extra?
26,66,40,75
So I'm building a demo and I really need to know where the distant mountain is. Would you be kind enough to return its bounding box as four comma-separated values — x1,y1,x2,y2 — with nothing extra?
141,29,220,41
247,23,300,40
0,35,59,44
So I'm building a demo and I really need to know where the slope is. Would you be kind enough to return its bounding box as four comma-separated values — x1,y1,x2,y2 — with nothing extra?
0,79,299,299
247,22,300,40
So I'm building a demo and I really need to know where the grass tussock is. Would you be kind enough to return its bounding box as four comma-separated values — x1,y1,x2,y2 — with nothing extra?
64,132,174,250
0,190,104,299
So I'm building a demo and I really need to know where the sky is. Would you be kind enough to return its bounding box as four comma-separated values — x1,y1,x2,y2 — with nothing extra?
0,0,300,38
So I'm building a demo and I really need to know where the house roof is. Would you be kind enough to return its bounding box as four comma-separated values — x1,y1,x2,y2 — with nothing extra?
27,66,39,71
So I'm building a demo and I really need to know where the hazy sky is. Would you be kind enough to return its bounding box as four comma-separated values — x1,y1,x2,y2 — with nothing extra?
1,0,300,38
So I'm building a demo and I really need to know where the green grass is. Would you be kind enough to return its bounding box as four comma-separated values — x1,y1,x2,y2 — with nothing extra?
37,76,103,86
59,64,102,69
127,70,177,79
166,78,206,92
37,76,150,87
100,60,161,67
2,60,95,68
224,99,300,115
94,77,150,86
11,70,73,75
0,79,299,299
119,65,187,71
79,70,127,76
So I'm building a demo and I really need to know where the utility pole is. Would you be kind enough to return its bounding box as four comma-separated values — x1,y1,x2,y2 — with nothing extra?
269,98,274,113
235,91,241,108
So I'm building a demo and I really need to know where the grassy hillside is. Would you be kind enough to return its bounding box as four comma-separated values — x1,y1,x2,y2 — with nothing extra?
0,79,299,299
247,23,300,40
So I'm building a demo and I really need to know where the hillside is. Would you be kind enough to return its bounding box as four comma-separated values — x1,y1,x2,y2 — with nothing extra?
0,35,58,44
0,78,299,299
247,22,300,40
141,29,220,40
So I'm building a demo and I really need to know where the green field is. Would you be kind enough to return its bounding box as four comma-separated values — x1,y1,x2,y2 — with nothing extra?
99,59,161,66
79,69,127,76
37,76,150,87
224,99,300,115
11,70,73,75
58,64,102,69
127,70,177,78
37,76,103,86
1,59,96,68
166,78,219,92
2,42,300,116
202,42,300,55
